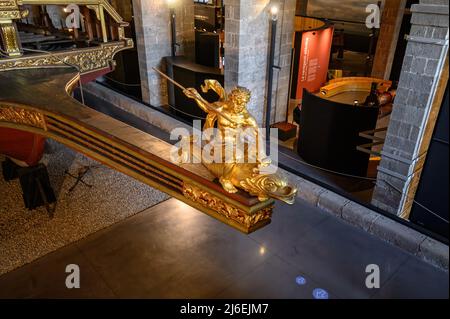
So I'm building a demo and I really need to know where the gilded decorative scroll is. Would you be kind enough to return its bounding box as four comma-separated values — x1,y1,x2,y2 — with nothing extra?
0,0,18,10
0,22,20,55
0,0,20,18
0,105,46,129
0,41,132,72
182,183,273,229
0,11,20,19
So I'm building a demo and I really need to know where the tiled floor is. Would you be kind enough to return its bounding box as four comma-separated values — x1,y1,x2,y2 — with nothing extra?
0,198,447,299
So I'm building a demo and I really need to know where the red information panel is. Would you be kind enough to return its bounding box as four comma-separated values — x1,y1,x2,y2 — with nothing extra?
295,26,334,100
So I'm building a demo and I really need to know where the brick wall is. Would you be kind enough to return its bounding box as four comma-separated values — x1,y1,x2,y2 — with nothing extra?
133,0,295,124
224,0,296,125
271,0,297,124
132,0,194,107
372,0,449,218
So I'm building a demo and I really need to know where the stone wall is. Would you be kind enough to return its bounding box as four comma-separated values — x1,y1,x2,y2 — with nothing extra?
132,0,194,107
224,0,296,126
295,0,308,16
271,0,297,124
132,0,294,125
111,0,134,21
372,0,449,218
224,0,271,125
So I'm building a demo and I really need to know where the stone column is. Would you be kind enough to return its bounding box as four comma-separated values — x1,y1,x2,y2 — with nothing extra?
295,0,308,16
175,4,195,60
271,0,297,124
372,0,449,219
371,0,407,80
132,0,194,106
111,0,134,21
224,0,296,125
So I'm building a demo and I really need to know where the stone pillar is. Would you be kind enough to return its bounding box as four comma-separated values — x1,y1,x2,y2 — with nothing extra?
295,0,308,16
372,0,449,219
224,0,296,125
371,0,407,80
271,0,297,124
132,0,194,106
111,0,134,21
175,4,195,60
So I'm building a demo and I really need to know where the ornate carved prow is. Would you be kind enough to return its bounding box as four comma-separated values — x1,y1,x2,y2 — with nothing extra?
181,79,298,205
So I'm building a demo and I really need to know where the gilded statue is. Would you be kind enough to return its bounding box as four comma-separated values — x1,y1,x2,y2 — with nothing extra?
182,80,297,204
152,68,296,204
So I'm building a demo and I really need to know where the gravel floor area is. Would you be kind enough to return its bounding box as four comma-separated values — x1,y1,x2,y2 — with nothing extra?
0,140,169,276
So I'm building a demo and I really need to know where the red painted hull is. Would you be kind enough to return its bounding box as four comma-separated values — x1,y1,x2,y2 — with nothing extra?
0,67,112,167
0,128,46,166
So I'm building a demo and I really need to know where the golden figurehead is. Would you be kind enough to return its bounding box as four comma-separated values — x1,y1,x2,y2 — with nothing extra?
182,79,298,204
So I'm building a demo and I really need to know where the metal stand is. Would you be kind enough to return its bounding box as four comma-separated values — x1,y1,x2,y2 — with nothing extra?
2,158,57,216
65,165,95,194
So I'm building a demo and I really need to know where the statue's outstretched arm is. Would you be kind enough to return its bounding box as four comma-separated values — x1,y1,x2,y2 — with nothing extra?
183,88,213,114
201,80,226,100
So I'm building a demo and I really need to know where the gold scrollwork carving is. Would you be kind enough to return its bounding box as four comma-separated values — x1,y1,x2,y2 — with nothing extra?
0,0,16,5
0,22,20,55
0,42,131,73
0,0,17,9
182,183,273,229
0,105,46,130
0,11,20,19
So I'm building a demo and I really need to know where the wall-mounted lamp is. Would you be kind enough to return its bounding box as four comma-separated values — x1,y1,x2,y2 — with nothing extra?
167,0,178,56
265,5,281,153
270,5,279,21
167,0,177,9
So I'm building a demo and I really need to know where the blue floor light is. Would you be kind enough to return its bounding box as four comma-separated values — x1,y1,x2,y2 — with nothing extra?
295,275,307,286
312,288,329,299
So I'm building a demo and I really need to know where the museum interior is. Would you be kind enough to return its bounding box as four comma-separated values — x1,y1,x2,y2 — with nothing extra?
0,0,448,299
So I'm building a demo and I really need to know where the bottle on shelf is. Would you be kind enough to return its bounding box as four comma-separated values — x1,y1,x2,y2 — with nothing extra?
364,82,380,107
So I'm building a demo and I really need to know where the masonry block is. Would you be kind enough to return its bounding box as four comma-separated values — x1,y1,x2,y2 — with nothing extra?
418,237,449,270
341,202,380,231
369,215,427,254
317,191,350,217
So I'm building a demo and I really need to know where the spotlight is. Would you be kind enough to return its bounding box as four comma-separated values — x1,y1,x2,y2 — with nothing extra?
259,246,266,255
270,5,279,21
166,0,176,8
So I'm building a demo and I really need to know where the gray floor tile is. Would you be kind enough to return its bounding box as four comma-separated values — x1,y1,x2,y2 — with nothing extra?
373,256,449,299
77,199,269,298
250,200,329,253
0,246,115,299
0,198,447,299
275,216,411,299
217,254,338,299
